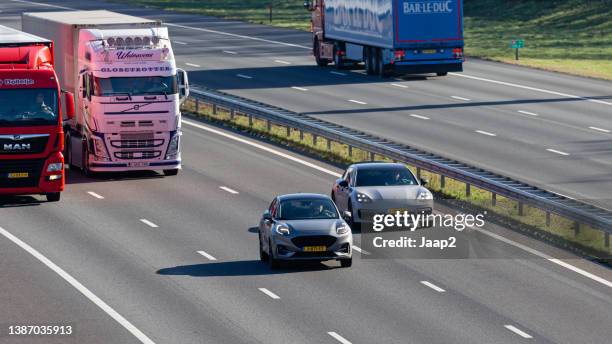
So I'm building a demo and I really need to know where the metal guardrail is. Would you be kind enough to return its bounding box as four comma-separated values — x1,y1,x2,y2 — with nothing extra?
187,87,612,244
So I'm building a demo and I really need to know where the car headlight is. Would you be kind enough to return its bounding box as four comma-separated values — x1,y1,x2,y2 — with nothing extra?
165,131,181,159
356,192,372,203
417,189,433,200
336,222,350,235
47,162,63,172
275,224,291,236
91,136,110,160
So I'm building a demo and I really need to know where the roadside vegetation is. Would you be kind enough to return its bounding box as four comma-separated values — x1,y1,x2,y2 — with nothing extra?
182,99,612,262
114,0,612,80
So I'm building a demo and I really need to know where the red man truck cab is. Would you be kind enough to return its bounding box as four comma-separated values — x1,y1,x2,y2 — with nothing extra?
0,25,74,202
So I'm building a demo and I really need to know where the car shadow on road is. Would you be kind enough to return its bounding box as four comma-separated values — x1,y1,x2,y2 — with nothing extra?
157,259,334,277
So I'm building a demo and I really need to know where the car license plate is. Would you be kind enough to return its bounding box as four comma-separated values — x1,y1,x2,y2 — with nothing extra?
422,49,437,54
8,172,29,179
389,208,409,214
303,246,326,252
128,162,149,168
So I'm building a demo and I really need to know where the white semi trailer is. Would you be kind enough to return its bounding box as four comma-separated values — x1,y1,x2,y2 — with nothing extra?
22,10,189,176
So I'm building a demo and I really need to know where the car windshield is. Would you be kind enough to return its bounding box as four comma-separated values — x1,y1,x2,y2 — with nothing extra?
0,88,58,127
93,75,178,97
356,168,418,187
278,198,339,220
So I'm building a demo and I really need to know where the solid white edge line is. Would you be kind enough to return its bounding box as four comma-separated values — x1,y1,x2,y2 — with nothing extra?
223,50,238,55
451,72,612,107
504,325,533,339
474,228,612,288
87,191,104,199
258,288,280,299
328,331,352,344
589,126,610,133
0,226,155,344
352,245,370,255
197,250,217,261
173,41,187,45
410,114,430,120
182,120,342,177
184,119,612,289
518,110,539,117
475,130,497,137
420,281,446,293
236,74,253,79
274,59,291,65
139,219,159,228
330,71,347,76
348,99,367,105
10,0,72,9
391,83,409,88
546,148,570,156
219,186,239,194
291,86,309,91
185,62,200,68
451,95,471,101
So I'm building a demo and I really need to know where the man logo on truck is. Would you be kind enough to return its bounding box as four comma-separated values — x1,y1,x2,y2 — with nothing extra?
3,143,31,151
404,1,453,14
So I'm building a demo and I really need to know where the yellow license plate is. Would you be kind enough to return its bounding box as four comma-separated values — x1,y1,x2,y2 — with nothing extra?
422,49,437,54
389,208,409,214
8,172,29,179
303,246,327,252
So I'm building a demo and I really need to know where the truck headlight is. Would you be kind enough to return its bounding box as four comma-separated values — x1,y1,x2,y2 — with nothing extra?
92,136,110,160
417,189,433,200
47,162,63,172
275,224,291,236
165,131,181,159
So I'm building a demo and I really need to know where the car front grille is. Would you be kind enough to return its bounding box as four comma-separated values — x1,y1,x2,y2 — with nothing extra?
291,235,337,248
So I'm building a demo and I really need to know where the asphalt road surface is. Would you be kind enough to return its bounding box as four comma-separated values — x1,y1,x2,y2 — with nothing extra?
1,1,611,343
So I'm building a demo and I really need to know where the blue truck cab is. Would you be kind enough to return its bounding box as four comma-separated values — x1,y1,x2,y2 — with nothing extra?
305,0,464,76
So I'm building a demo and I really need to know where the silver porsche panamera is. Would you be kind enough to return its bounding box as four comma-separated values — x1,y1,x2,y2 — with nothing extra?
258,193,353,269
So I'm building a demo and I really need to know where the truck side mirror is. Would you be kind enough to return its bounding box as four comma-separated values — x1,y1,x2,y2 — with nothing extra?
303,1,311,9
177,68,189,103
63,91,75,120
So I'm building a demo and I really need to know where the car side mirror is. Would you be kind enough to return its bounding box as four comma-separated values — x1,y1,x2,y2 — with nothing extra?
420,178,429,186
263,210,273,222
63,91,75,120
342,211,352,221
338,179,349,188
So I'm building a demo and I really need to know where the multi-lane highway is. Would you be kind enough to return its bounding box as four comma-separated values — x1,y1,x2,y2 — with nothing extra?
1,1,612,343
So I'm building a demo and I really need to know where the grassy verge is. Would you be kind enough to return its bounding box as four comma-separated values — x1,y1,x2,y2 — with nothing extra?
182,98,612,261
112,0,612,81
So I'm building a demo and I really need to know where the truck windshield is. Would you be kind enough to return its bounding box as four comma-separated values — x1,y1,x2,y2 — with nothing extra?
0,88,58,127
93,76,178,97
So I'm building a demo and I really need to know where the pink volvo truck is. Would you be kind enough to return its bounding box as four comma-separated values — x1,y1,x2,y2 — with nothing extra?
22,10,189,176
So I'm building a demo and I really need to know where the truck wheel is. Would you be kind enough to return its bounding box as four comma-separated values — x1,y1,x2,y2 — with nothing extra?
82,141,92,177
46,193,61,202
163,169,179,176
437,72,448,76
314,39,329,67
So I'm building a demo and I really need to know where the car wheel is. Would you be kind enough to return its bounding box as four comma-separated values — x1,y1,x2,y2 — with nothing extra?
340,258,352,268
259,233,268,262
268,238,281,269
45,192,61,202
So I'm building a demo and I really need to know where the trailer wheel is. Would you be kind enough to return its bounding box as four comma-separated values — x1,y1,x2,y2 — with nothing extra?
377,49,390,78
365,47,375,75
314,39,329,67
334,51,344,69
82,140,92,177
436,72,448,76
